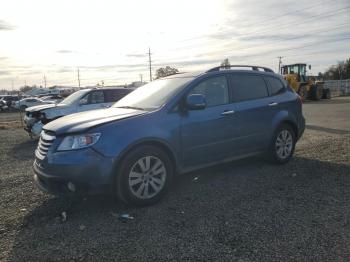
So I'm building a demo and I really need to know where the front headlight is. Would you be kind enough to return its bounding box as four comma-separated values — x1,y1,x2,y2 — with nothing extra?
57,133,101,151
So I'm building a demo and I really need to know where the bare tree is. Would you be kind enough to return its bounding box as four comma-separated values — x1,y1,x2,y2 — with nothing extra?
155,66,179,79
221,58,230,69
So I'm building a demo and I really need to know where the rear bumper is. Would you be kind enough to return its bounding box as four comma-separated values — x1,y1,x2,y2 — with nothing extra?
298,115,306,139
33,148,116,196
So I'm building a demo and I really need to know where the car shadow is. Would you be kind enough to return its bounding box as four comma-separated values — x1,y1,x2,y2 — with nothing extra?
7,156,350,261
9,139,37,161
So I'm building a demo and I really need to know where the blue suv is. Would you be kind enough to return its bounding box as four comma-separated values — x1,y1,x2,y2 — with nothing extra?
33,65,305,206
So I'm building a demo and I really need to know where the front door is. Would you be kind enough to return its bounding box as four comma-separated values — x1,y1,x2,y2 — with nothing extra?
181,75,236,168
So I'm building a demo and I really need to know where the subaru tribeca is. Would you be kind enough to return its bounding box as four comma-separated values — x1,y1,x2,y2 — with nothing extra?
33,65,305,206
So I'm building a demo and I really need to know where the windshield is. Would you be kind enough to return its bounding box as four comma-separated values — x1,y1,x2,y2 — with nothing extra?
113,77,193,110
59,90,89,105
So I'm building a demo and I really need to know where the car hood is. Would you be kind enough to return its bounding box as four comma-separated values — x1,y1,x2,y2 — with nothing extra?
25,103,62,113
44,107,146,135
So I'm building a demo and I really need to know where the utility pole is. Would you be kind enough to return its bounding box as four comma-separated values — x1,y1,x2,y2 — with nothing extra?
77,68,81,88
277,56,284,74
148,47,152,82
139,74,143,83
11,79,14,93
44,74,47,88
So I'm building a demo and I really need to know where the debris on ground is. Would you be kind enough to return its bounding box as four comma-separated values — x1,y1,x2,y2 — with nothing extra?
111,212,134,221
61,211,67,222
118,214,134,221
193,176,199,182
291,173,297,177
79,225,86,231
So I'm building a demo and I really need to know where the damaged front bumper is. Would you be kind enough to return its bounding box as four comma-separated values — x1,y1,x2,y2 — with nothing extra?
23,114,44,138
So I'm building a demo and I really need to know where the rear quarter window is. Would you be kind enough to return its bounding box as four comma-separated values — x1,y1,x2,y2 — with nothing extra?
265,76,286,96
230,74,268,102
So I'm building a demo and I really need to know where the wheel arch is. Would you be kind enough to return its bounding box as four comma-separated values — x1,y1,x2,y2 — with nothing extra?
271,111,299,139
112,138,179,179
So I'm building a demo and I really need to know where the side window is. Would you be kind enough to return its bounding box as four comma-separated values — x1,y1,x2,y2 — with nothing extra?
189,76,229,107
80,90,105,105
104,89,129,103
266,77,285,96
230,74,268,102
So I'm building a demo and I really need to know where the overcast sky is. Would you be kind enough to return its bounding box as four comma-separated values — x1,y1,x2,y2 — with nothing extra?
0,0,349,89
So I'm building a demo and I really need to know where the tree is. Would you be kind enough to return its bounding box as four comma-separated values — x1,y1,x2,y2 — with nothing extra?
322,58,350,80
221,58,230,69
19,85,34,93
155,66,179,79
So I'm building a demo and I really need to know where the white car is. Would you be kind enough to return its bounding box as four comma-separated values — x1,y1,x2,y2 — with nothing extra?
24,87,135,138
15,97,55,110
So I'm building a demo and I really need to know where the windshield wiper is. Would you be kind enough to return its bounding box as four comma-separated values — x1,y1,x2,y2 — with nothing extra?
116,106,145,111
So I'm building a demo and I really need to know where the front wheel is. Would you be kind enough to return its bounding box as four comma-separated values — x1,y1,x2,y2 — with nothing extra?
269,124,296,164
115,145,174,206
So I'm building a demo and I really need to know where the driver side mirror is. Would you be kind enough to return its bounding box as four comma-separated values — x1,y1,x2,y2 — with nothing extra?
186,94,206,110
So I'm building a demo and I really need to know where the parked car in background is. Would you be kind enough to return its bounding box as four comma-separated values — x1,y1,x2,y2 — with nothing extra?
33,65,305,206
0,99,8,111
14,97,55,111
24,87,135,138
40,95,64,104
1,95,23,109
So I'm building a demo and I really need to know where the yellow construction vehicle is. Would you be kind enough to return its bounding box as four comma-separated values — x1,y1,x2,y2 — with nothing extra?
281,63,330,100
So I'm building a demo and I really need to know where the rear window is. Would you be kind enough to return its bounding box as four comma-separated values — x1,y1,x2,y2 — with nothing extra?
104,89,132,103
230,74,268,102
266,76,286,96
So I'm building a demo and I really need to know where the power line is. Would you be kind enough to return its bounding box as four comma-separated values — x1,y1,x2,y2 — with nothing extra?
43,74,47,88
170,5,350,53
277,56,284,74
77,68,81,88
148,47,152,82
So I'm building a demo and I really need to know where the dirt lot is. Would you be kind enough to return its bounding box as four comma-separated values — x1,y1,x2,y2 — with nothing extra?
1,98,350,261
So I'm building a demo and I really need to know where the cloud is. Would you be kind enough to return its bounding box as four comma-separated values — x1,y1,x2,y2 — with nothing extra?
56,50,75,54
0,20,15,30
126,53,147,58
0,70,10,76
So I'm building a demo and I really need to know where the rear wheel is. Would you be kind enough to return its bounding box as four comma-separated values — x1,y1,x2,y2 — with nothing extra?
310,84,323,100
115,145,174,206
269,124,296,164
322,88,331,99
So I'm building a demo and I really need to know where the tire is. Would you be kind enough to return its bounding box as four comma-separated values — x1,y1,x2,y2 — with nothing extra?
322,89,331,99
269,124,296,164
310,84,322,100
115,145,174,206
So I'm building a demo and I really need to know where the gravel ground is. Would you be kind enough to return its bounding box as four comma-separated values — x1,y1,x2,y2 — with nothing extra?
1,102,350,261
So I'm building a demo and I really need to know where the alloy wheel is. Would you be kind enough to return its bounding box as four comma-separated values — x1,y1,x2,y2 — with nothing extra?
275,130,293,159
128,156,166,199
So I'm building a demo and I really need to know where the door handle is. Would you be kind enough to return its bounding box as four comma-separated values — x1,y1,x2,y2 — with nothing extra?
221,110,235,116
268,102,278,106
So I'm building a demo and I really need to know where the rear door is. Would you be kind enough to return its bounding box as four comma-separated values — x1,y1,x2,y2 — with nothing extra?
229,73,271,154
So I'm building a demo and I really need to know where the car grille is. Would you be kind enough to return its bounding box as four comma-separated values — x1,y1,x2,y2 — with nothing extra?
36,130,56,160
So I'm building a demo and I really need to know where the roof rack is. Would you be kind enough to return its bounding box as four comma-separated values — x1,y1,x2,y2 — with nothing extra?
206,65,274,73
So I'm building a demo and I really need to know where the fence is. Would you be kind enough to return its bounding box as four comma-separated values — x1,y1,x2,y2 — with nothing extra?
324,79,350,96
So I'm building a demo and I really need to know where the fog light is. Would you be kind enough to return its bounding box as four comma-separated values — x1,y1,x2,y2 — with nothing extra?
67,182,76,192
